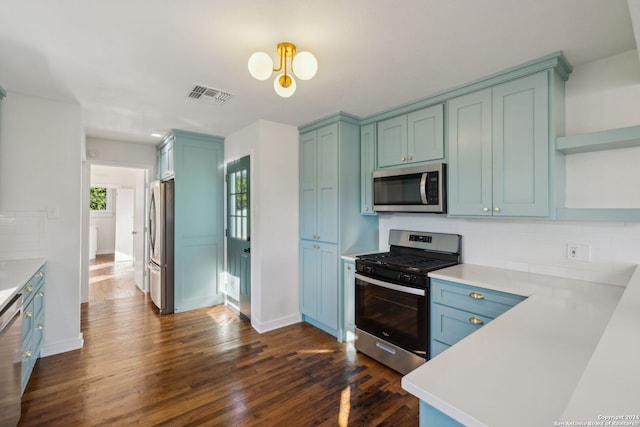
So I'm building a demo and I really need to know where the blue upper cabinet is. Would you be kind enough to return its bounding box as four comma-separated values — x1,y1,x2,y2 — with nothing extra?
300,130,319,241
377,104,444,168
360,123,376,215
377,115,407,168
448,72,551,217
157,134,175,180
300,123,339,243
408,104,444,162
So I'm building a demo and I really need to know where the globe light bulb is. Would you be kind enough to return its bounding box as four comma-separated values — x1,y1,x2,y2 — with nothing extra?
273,73,296,97
292,51,318,80
248,52,274,81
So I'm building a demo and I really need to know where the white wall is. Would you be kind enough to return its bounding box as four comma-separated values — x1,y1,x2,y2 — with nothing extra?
0,91,84,355
379,49,640,287
225,119,300,333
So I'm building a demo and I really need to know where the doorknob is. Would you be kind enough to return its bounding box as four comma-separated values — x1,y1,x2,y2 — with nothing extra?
243,248,251,253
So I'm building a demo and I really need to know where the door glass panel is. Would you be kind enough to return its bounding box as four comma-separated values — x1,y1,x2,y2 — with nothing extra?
229,169,249,240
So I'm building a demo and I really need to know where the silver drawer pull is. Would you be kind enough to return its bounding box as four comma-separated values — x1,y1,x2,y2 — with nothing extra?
469,316,484,325
469,291,484,300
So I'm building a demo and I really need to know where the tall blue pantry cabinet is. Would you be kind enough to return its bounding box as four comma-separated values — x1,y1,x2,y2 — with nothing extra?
157,130,225,312
299,113,378,339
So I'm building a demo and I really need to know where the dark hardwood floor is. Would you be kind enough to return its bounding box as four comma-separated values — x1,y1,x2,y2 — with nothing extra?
19,261,419,426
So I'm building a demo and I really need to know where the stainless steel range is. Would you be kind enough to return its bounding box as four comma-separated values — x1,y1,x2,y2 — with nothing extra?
354,229,461,374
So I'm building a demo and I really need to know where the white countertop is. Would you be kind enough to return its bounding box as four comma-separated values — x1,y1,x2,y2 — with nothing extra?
0,258,46,310
402,264,637,427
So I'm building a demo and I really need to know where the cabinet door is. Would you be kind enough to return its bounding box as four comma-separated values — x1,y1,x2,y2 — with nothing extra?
360,124,377,215
492,72,549,217
407,104,444,163
299,131,318,240
316,124,338,243
160,136,175,180
300,241,338,331
300,240,319,318
447,89,493,216
377,115,407,168
317,243,339,330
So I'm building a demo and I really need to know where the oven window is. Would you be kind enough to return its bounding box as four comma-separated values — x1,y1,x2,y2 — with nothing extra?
373,173,423,205
355,276,427,356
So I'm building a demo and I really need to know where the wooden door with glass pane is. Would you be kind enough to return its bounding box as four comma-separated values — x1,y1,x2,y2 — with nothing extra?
226,156,251,319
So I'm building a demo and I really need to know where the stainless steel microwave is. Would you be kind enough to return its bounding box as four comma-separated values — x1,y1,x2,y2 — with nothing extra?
372,163,446,213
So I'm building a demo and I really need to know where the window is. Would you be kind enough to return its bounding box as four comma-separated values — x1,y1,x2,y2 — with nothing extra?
90,187,114,214
228,170,248,240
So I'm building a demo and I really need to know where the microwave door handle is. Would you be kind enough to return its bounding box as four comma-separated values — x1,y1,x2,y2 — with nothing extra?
420,173,428,204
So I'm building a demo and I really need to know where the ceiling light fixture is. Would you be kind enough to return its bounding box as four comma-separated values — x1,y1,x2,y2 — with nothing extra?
248,42,317,98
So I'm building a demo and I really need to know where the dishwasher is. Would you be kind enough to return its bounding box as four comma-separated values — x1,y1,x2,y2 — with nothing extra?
0,294,23,427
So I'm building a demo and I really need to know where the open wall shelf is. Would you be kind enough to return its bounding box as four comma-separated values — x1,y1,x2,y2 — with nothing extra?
557,124,640,154
556,125,640,221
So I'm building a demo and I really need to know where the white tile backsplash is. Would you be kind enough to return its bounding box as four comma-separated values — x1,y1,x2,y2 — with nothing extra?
379,213,639,286
0,211,46,260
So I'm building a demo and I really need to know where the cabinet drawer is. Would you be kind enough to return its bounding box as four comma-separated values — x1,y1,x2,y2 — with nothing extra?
33,285,45,319
431,279,525,319
22,269,44,305
431,303,491,346
21,299,35,342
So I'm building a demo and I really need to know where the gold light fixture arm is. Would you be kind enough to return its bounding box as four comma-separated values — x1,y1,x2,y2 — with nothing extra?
273,42,296,73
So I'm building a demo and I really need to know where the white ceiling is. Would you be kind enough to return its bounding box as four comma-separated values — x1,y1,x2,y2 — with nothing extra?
0,0,638,144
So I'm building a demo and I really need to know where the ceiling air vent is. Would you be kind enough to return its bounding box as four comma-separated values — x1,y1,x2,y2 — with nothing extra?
187,84,232,105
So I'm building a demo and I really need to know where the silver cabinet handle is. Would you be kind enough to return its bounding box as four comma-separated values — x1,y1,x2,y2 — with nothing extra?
482,207,489,213
494,207,501,213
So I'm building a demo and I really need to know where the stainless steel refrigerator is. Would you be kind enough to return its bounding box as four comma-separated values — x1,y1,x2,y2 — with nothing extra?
148,179,174,314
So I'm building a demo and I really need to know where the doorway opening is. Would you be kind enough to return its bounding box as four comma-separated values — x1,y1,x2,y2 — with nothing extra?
88,164,148,302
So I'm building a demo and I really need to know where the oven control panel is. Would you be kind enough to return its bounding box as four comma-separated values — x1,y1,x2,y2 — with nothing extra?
409,234,432,243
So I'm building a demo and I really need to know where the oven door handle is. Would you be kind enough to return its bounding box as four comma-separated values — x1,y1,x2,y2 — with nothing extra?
355,273,425,296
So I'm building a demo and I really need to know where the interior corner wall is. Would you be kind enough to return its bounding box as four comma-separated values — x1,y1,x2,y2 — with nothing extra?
0,91,84,355
225,119,300,333
565,48,640,134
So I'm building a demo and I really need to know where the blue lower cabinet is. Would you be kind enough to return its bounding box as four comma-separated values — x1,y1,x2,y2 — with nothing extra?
430,278,525,358
21,266,45,394
300,240,339,336
420,401,464,427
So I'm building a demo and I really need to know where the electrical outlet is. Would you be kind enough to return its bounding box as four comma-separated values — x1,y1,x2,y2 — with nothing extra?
567,243,590,262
